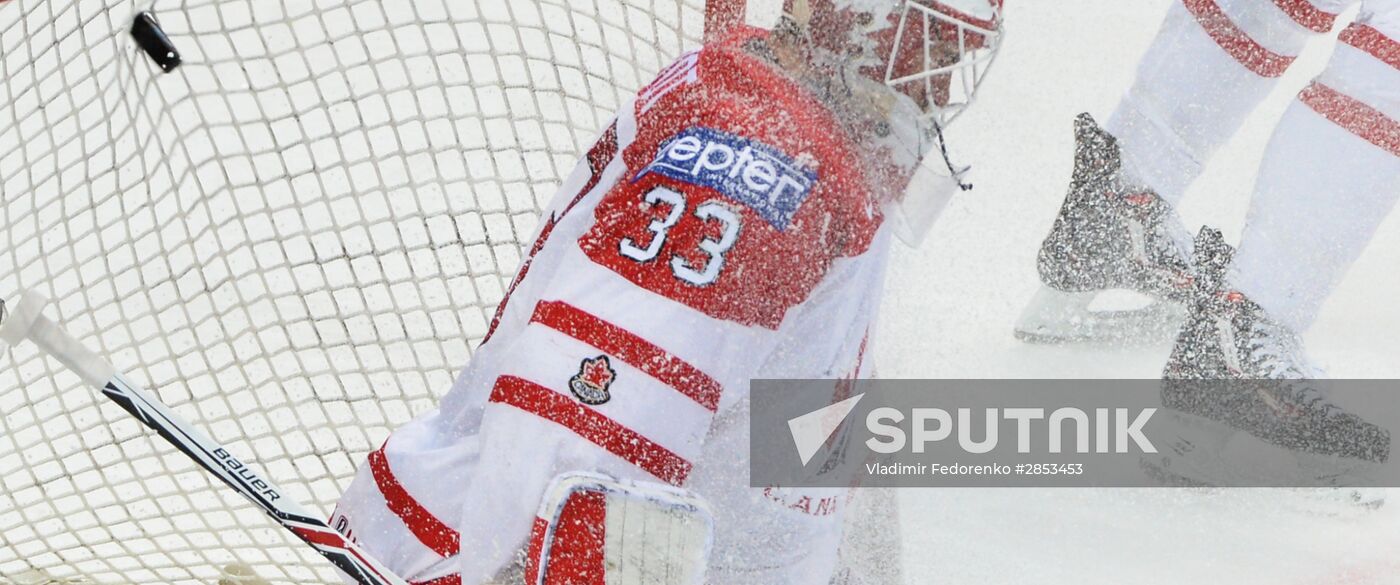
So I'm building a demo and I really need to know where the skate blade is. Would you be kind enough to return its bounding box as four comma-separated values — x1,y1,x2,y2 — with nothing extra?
1139,457,1212,487
1014,286,1184,344
1140,459,1384,517
1282,487,1387,517
1142,409,1242,486
1145,410,1387,516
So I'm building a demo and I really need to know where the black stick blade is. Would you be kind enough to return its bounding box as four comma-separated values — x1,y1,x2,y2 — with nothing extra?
130,11,181,73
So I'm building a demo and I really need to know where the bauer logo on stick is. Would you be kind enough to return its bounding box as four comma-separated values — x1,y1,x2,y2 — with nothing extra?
569,355,616,405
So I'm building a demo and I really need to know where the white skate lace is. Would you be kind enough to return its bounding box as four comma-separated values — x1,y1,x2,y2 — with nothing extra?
1244,318,1335,418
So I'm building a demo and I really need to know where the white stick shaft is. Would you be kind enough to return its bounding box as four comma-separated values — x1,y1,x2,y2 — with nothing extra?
0,293,410,585
0,293,115,387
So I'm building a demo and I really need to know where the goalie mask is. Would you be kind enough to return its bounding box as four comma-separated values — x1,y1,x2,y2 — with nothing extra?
794,0,1004,128
784,0,1004,246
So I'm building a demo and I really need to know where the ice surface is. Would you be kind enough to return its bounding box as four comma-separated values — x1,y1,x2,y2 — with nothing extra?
878,1,1400,583
5,0,1400,582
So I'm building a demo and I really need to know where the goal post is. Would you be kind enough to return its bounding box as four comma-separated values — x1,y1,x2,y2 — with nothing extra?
0,0,744,583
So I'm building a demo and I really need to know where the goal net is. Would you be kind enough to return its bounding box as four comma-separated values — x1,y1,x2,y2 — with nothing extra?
0,0,745,583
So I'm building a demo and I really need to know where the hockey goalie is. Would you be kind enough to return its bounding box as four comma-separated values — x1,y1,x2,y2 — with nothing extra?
329,1,1001,584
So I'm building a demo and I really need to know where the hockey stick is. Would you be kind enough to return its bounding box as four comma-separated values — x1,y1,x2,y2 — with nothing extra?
0,292,409,585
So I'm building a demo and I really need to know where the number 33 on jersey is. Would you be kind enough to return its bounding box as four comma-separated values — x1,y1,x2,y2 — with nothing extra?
579,89,879,330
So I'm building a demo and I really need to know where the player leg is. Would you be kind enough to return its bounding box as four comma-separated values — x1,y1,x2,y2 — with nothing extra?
1148,10,1400,488
1171,2,1400,378
1018,0,1352,342
1230,6,1400,336
1143,229,1390,494
330,422,483,584
333,446,714,585
1109,0,1350,202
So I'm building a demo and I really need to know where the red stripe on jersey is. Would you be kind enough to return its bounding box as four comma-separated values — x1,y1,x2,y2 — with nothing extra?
531,300,722,411
524,516,549,585
1272,0,1337,33
1299,82,1400,158
1183,0,1295,77
1339,23,1400,71
490,375,692,485
367,446,461,557
577,123,623,213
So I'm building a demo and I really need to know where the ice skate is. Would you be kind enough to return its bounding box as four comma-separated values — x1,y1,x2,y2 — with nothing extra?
1141,410,1388,516
1015,113,1192,344
1146,227,1390,493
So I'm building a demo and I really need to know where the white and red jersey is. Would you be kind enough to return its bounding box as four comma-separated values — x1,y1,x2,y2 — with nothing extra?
333,28,900,585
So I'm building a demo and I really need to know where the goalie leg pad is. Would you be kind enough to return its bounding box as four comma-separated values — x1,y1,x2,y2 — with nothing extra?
527,472,713,585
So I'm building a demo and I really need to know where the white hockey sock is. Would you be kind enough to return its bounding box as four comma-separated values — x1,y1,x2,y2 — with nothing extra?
1106,0,1335,204
1232,12,1400,331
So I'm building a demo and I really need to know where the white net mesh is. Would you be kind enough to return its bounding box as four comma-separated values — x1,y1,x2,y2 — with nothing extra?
0,0,721,582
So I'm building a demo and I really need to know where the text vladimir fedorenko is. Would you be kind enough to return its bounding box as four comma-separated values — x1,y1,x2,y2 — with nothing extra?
866,462,1088,476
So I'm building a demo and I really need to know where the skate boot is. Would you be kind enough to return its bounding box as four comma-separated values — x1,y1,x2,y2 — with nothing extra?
1145,227,1389,493
1015,113,1193,343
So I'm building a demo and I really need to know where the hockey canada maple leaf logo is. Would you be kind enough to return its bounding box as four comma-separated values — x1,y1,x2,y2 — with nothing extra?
569,355,616,405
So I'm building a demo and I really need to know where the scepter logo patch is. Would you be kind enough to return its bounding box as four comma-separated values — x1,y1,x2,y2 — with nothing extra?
635,127,817,231
569,355,616,405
